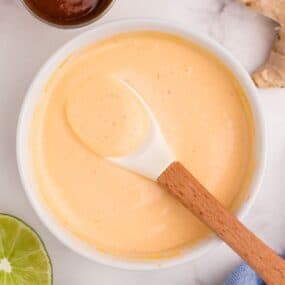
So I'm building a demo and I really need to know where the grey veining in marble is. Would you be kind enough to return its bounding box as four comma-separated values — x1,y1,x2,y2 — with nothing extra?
1,1,285,284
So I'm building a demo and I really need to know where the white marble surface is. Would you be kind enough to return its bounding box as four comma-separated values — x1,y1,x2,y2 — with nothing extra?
1,0,285,284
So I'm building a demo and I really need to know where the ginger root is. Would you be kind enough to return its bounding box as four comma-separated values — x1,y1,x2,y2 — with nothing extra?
241,0,285,88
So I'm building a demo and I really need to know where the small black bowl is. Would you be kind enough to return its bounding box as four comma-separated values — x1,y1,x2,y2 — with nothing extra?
20,0,116,29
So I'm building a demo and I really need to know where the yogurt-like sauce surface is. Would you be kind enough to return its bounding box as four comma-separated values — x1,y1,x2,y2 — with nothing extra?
65,75,150,157
30,32,255,258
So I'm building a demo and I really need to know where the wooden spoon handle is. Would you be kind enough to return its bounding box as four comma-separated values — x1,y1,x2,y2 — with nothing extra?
158,162,285,285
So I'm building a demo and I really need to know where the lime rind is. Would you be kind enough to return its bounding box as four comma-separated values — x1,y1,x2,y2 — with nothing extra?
0,214,53,285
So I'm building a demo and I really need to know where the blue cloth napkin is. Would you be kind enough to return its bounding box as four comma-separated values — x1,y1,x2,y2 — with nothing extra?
223,263,265,285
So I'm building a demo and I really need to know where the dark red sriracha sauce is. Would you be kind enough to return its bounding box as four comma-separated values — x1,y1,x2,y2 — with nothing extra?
23,0,113,26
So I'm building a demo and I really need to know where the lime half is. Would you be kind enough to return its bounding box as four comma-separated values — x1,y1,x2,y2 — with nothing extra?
0,214,52,285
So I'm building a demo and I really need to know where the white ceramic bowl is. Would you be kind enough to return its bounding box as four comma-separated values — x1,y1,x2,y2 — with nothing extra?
17,19,266,270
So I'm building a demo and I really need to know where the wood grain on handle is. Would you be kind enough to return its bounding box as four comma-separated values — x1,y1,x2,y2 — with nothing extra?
158,162,285,285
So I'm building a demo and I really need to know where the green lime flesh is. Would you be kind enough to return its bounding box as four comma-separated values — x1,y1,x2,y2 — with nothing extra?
0,214,52,285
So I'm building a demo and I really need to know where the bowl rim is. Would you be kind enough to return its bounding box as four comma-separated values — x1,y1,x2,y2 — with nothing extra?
16,18,266,270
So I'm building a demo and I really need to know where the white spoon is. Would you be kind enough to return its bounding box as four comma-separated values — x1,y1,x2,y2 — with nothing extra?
108,79,285,284
109,79,174,180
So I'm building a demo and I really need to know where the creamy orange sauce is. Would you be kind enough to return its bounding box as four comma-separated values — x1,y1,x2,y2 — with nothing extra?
30,32,255,259
65,75,150,157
